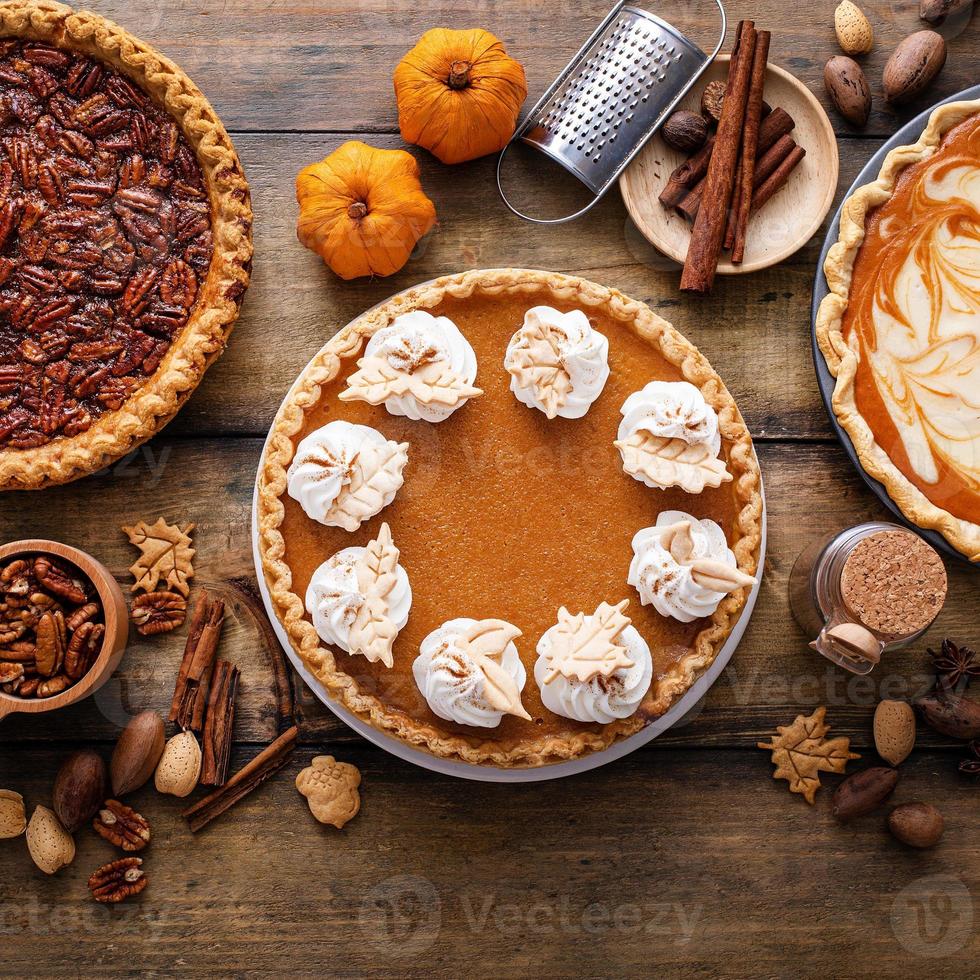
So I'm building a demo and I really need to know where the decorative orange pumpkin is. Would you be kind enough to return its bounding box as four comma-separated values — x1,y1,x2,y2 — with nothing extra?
394,28,528,165
295,141,437,280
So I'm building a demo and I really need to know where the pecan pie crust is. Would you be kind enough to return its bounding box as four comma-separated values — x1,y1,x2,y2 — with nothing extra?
0,0,252,489
816,99,980,562
256,269,763,767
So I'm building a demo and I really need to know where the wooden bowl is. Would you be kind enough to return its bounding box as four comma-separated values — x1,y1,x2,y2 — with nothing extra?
619,57,839,275
0,540,128,720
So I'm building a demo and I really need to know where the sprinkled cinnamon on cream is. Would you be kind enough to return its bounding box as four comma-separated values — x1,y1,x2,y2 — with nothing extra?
840,530,947,637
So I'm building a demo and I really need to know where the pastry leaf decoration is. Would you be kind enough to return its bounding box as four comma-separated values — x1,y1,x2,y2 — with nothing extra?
348,523,402,668
339,355,483,408
324,440,409,533
121,517,195,597
659,521,756,595
542,600,635,684
505,312,572,419
757,707,860,805
615,432,732,493
459,619,530,720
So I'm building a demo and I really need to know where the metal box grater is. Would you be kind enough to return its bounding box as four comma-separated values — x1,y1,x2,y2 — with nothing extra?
497,1,726,223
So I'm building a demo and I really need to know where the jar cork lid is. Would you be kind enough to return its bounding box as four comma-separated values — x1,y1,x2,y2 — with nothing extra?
840,529,947,638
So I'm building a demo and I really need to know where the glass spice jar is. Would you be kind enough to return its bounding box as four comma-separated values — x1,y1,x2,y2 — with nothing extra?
789,522,948,675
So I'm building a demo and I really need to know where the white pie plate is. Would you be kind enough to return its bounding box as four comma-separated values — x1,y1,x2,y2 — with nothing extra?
250,294,767,783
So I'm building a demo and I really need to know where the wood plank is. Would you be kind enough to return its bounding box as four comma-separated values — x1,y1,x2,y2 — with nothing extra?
1,438,974,749
1,746,976,975
171,133,891,441
81,1,978,137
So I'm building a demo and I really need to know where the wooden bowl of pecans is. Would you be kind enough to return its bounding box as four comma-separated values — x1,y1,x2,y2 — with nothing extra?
0,540,128,720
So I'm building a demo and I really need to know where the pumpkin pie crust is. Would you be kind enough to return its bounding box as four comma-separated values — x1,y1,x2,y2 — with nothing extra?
257,269,762,767
816,100,980,562
0,0,252,489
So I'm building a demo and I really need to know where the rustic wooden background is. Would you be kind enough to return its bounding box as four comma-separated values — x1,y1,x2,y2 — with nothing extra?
1,1,978,975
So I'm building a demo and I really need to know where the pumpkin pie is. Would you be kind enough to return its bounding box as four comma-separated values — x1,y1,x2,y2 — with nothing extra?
817,99,980,562
0,1,252,489
257,269,763,766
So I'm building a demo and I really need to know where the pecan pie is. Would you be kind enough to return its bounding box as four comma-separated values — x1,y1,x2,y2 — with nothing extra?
257,269,763,767
0,1,252,489
817,99,980,562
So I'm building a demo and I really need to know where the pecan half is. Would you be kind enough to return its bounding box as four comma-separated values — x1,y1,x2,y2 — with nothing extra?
0,559,31,595
0,662,25,685
65,601,99,631
64,620,104,679
36,673,71,697
88,857,147,903
33,556,87,604
34,609,65,676
131,591,186,635
93,799,150,852
0,640,36,662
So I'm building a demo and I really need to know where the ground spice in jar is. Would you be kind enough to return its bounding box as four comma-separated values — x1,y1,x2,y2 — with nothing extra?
840,529,947,637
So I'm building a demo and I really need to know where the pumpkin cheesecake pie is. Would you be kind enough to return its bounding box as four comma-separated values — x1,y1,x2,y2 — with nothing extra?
0,1,252,489
817,99,980,562
257,269,763,766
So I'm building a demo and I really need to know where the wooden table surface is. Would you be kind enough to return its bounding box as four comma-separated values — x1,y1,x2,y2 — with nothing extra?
2,1,978,976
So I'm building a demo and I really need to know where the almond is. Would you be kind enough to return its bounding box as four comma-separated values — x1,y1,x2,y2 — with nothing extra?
824,57,872,128
111,710,166,796
883,31,947,104
835,1,874,56
888,801,944,848
154,731,202,798
873,700,915,767
25,805,75,874
0,789,26,839
832,766,899,822
52,749,107,833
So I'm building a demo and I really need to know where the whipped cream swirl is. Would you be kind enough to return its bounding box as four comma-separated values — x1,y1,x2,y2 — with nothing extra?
534,623,652,724
364,310,479,422
628,510,741,623
286,420,407,530
413,618,527,728
617,380,723,489
305,546,411,654
504,306,610,419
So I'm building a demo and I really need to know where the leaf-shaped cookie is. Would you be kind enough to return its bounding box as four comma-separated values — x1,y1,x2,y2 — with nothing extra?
339,355,482,409
506,314,571,419
758,707,860,804
459,619,530,720
121,517,195,596
348,523,402,668
615,432,732,493
542,600,635,684
324,440,409,533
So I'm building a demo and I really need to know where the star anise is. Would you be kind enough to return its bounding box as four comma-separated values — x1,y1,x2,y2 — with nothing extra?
960,741,980,780
927,638,980,691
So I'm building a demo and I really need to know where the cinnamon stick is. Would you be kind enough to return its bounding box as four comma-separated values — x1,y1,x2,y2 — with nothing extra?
675,108,795,221
182,725,298,833
749,143,806,213
680,20,756,293
200,660,240,787
721,134,796,239
730,31,771,263
169,589,225,732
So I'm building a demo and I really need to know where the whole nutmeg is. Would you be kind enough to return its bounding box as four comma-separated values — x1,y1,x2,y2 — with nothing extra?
154,731,202,798
52,750,107,834
832,766,899,822
111,710,166,797
835,1,874,56
883,31,947,104
0,789,26,839
888,802,944,848
25,805,75,875
873,700,916,767
662,110,708,152
824,57,872,128
700,80,726,124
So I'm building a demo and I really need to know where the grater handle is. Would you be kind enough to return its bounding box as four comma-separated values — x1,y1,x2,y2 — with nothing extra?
496,0,728,225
